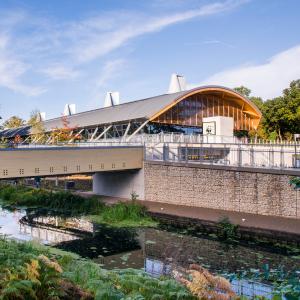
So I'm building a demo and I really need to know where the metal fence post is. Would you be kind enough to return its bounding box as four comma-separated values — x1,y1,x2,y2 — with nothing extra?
237,145,242,167
280,145,284,169
185,143,188,163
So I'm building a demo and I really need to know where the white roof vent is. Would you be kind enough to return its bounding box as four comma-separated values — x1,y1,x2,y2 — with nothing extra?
168,73,187,93
104,91,120,107
63,104,76,116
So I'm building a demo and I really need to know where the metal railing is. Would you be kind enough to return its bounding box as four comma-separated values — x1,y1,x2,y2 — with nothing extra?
1,133,300,147
144,142,300,170
122,133,300,146
0,140,143,150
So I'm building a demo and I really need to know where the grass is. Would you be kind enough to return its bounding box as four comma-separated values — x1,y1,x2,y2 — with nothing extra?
88,201,157,227
0,184,157,228
0,236,194,300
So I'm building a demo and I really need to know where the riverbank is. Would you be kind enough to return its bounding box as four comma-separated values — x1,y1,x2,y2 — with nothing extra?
0,185,157,228
88,194,300,243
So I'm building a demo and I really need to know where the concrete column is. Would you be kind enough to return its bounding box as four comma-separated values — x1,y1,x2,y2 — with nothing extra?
93,168,145,200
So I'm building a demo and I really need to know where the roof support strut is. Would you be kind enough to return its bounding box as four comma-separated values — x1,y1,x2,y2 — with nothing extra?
127,120,149,142
90,127,99,141
68,129,84,143
94,125,112,141
122,122,131,141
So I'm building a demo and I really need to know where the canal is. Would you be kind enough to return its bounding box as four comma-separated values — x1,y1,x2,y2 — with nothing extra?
0,205,299,299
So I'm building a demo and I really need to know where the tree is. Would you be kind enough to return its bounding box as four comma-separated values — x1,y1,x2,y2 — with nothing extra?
50,115,82,144
2,116,25,128
234,86,251,97
27,110,46,143
234,81,300,140
262,80,300,140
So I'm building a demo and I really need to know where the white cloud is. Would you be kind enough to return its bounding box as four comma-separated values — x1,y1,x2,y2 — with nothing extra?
0,0,249,96
41,65,79,80
194,45,300,99
96,59,126,88
73,0,248,63
0,34,45,96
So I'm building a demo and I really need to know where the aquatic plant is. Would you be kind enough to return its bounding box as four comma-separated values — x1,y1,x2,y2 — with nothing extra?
217,217,239,241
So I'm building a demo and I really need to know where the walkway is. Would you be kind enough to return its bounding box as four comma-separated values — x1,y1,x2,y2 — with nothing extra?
93,195,300,236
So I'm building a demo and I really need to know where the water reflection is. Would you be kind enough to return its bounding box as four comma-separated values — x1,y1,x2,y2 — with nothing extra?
0,207,298,299
0,207,89,244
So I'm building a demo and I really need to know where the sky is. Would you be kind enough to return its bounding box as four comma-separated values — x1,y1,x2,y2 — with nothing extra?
0,0,300,121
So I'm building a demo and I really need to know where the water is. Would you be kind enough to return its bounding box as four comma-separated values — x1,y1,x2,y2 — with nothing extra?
0,206,299,299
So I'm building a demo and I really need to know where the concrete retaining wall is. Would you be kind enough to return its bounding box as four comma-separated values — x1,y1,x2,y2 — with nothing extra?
93,169,144,200
144,162,300,219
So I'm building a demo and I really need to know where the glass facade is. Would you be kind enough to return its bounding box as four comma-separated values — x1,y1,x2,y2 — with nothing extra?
151,93,259,131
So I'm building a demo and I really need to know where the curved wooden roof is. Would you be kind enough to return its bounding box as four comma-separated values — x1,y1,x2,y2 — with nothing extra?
149,86,262,129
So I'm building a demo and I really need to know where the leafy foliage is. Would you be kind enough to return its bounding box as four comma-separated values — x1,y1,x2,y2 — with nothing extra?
234,80,300,140
27,110,47,143
0,237,64,300
50,115,82,143
217,217,239,241
91,201,156,227
0,237,194,299
289,177,300,189
2,116,25,129
0,184,104,215
63,260,195,300
234,86,251,97
0,184,156,227
177,264,236,300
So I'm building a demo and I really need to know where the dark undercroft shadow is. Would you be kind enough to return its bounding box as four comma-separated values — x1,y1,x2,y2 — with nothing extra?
55,224,140,259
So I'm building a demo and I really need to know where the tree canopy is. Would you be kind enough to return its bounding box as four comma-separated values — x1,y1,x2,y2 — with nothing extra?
2,116,25,129
234,80,300,140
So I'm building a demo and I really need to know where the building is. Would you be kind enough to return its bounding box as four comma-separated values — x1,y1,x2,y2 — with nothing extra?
0,75,262,142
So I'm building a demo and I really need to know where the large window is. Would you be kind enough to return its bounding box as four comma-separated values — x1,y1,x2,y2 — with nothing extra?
152,93,258,131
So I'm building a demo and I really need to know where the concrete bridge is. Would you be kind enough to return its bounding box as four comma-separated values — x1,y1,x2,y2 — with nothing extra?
0,145,143,179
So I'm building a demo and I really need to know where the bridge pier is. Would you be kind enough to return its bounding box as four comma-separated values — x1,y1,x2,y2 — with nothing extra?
93,169,145,200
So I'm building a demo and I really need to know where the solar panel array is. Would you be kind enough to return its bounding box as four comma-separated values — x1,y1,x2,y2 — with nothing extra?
0,126,31,138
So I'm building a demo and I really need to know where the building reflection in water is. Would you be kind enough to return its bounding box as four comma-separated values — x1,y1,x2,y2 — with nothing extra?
19,223,81,245
19,214,94,245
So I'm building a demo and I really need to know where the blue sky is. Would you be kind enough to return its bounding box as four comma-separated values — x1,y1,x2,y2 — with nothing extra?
0,0,300,121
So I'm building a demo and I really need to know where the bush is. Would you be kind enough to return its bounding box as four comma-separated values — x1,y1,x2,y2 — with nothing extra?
89,201,157,227
102,202,146,222
0,184,104,215
0,237,194,299
217,217,239,241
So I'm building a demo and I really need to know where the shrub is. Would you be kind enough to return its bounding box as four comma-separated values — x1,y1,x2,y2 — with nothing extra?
0,184,104,215
217,217,239,241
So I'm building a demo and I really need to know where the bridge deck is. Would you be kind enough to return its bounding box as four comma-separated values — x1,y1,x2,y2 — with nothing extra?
0,145,143,179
